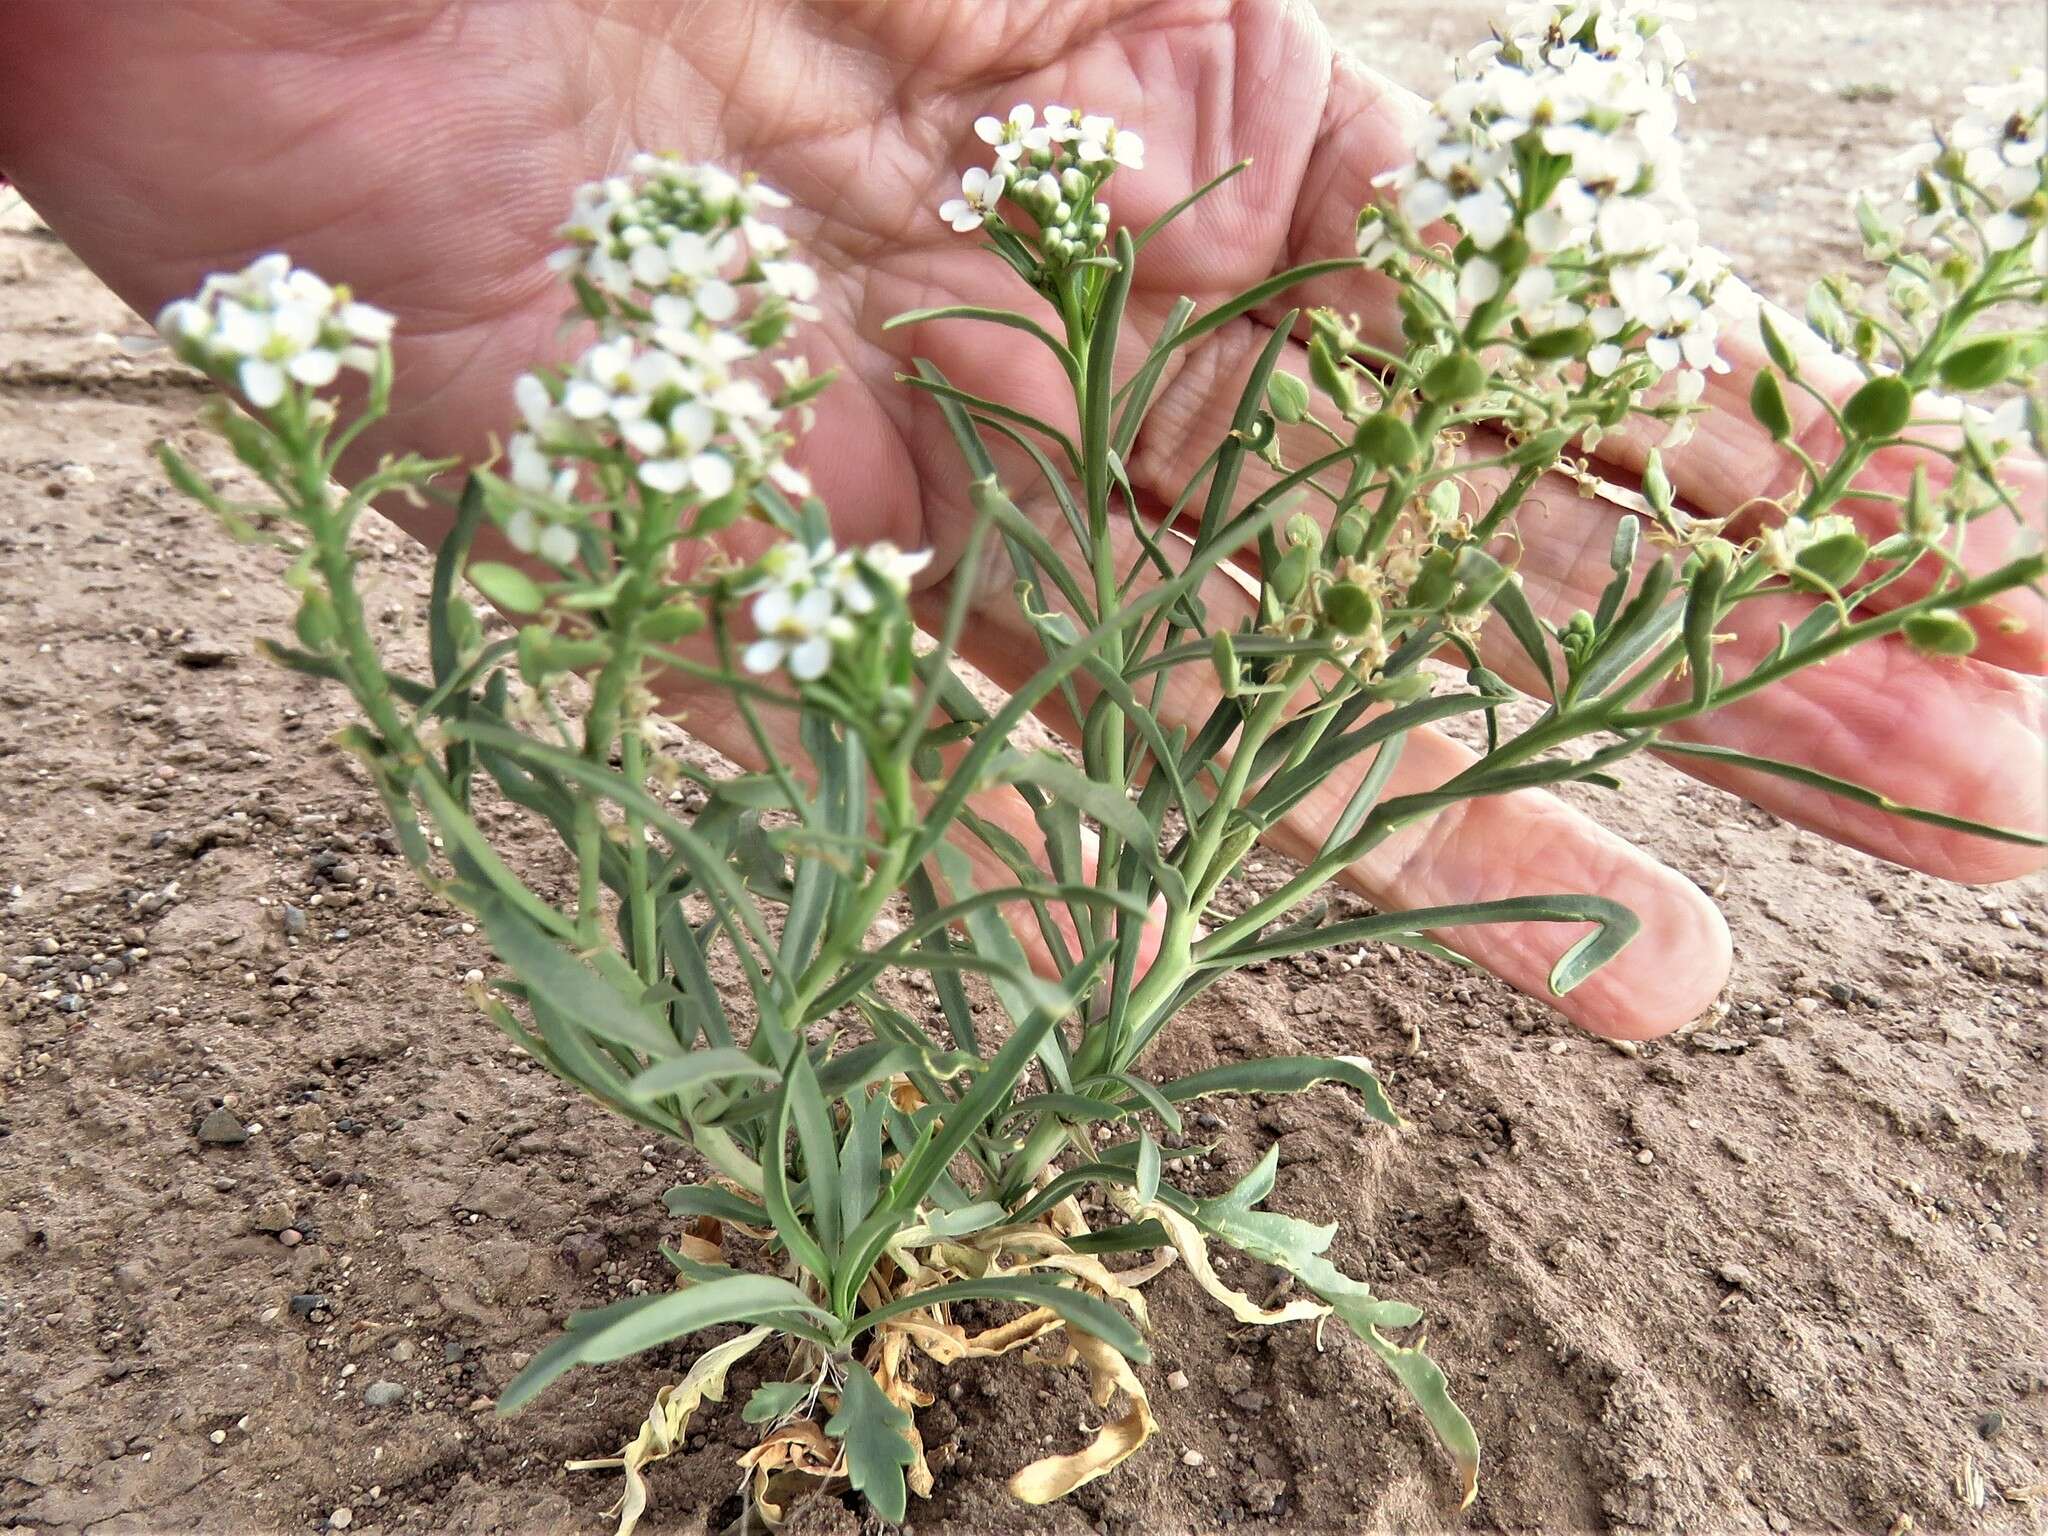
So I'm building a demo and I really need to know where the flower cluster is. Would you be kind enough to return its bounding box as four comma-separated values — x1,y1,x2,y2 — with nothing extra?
1891,69,2047,271
738,538,932,682
156,254,393,411
550,153,819,321
939,105,1143,267
1363,0,1731,383
503,156,821,547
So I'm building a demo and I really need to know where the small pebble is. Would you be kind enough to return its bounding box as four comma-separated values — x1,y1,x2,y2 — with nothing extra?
209,1430,226,1445
1636,1149,1655,1165
363,1380,406,1408
196,1107,249,1146
329,1509,353,1531
1182,1449,1206,1467
278,1229,303,1247
1167,1369,1190,1392
1548,1040,1570,1055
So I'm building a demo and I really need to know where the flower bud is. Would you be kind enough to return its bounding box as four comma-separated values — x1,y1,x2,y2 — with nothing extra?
1749,369,1793,441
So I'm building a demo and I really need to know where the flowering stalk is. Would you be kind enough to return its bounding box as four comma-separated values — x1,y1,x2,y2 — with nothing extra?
152,13,2043,1534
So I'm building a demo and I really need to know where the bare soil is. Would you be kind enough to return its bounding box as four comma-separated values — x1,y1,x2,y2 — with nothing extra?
3,4,2045,1534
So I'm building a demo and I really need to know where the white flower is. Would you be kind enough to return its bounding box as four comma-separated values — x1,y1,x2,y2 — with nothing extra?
736,538,934,683
157,254,392,408
1075,114,1145,170
1023,105,1081,156
939,166,1008,231
976,103,1036,162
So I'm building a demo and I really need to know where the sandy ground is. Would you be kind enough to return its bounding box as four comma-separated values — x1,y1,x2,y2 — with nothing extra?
3,3,2045,1534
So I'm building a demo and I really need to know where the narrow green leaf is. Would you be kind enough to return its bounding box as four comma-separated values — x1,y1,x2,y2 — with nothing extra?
1158,1055,1402,1130
851,1275,1148,1365
763,1056,835,1291
884,305,1079,377
1656,741,2046,847
1135,1132,1161,1206
497,1275,828,1413
474,892,676,1060
624,1048,779,1105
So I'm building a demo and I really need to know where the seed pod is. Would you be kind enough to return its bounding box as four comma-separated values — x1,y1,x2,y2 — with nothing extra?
1749,369,1794,442
1354,411,1421,470
1794,529,1870,590
468,560,548,613
1407,549,1457,610
1938,336,2016,392
1842,375,1912,439
1323,581,1380,636
1421,352,1487,404
1450,548,1511,614
1903,610,1978,657
1523,324,1593,361
1308,333,1359,418
1758,309,1800,376
1904,463,1943,540
641,602,707,643
1266,371,1311,424
1332,510,1369,559
1642,450,1674,517
1286,512,1324,556
295,590,339,650
1210,631,1242,697
1270,545,1313,604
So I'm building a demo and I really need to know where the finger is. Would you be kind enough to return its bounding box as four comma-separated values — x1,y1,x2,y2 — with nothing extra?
1493,485,2048,882
929,490,1731,1039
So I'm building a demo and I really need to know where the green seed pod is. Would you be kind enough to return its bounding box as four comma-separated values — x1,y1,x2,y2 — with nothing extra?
1266,370,1311,424
1749,369,1794,442
641,602,707,643
1522,324,1593,361
1270,545,1313,605
1904,463,1943,540
1322,581,1380,636
1210,631,1242,697
1938,336,2017,392
1332,510,1369,559
1286,512,1324,556
1308,333,1360,418
1407,549,1457,610
468,560,547,614
294,590,339,650
1642,449,1674,517
1354,411,1421,470
1842,374,1912,439
1757,309,1800,377
1902,610,1978,657
1794,529,1870,590
1364,668,1434,703
1421,351,1487,404
1450,548,1511,614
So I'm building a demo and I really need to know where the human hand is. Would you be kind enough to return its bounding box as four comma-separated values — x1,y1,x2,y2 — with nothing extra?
3,0,2039,1039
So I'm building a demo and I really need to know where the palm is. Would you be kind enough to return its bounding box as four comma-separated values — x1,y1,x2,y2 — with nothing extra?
2,0,2039,1039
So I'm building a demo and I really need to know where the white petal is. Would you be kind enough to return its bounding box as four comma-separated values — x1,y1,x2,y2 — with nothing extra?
514,374,554,431
696,280,739,321
637,458,690,493
1984,211,2028,252
287,348,340,387
788,635,833,681
562,380,611,420
537,522,579,567
975,115,1005,146
238,357,286,408
341,301,394,343
1460,258,1502,305
690,453,736,499
741,638,785,675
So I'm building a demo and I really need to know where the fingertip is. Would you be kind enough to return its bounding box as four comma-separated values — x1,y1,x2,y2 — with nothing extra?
1549,878,1731,1041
